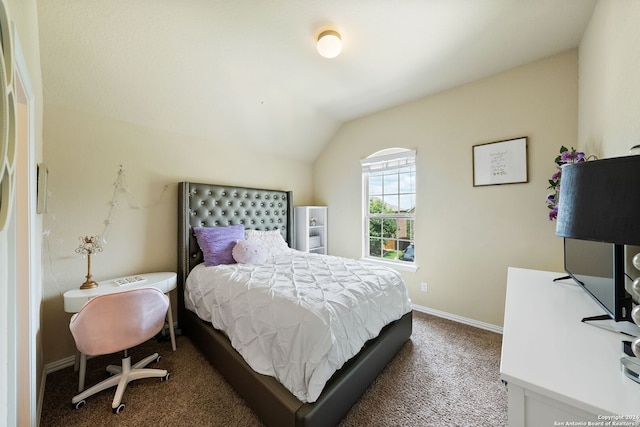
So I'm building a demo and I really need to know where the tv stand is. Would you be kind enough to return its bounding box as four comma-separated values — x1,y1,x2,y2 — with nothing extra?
581,314,640,336
501,268,640,426
582,314,610,322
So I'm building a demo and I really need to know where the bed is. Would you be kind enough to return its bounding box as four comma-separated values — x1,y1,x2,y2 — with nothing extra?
177,181,413,427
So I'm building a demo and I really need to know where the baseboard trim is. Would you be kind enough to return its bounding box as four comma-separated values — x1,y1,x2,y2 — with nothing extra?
39,355,76,427
411,303,503,334
44,355,77,375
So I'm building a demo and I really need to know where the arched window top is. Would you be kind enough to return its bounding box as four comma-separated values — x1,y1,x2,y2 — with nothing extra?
361,148,416,173
365,147,413,159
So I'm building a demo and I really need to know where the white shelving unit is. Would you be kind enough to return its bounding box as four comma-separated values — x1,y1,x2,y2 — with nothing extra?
295,206,327,254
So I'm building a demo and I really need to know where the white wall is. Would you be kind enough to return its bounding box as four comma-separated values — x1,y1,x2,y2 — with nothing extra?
578,0,640,158
315,51,578,328
41,106,314,364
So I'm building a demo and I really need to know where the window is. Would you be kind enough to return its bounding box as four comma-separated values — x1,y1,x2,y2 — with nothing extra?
362,149,416,264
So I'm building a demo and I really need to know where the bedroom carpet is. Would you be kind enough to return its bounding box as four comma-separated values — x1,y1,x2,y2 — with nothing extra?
40,311,507,426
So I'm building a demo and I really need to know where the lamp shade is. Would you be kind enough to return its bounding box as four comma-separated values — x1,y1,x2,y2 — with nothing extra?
556,155,640,245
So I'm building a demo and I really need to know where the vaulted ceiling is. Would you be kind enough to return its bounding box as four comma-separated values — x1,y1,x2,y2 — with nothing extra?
37,0,597,162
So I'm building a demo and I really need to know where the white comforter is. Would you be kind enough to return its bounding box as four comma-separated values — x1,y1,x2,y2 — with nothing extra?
184,250,412,403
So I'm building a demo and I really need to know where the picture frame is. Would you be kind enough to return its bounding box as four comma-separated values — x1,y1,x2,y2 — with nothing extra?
472,137,528,186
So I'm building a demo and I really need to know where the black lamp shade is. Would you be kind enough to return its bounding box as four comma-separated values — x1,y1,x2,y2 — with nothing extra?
556,155,640,246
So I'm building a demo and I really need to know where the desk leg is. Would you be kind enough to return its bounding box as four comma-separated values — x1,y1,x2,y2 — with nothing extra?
78,352,86,392
166,298,176,351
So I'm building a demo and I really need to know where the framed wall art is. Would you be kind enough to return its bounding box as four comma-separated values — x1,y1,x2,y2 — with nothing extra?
472,137,528,186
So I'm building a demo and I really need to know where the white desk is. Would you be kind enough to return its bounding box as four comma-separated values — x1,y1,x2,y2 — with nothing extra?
500,267,640,426
64,271,177,391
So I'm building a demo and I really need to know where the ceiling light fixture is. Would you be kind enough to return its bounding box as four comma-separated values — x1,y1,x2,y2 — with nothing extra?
316,30,342,59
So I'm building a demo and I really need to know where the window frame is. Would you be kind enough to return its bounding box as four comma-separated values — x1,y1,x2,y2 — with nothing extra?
361,149,417,271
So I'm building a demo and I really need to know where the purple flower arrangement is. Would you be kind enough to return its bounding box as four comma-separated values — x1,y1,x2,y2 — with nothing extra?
547,146,586,221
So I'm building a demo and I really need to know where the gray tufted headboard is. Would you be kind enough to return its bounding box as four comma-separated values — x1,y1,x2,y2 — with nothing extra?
177,182,293,319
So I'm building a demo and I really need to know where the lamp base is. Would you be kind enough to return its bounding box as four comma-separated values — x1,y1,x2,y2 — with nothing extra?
620,356,640,384
80,277,98,290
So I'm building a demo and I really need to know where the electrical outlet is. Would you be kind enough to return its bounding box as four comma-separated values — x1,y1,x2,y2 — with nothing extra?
420,282,428,292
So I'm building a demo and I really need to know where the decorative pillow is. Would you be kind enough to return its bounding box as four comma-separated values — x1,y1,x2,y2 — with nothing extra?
232,239,268,264
193,225,245,267
245,229,291,262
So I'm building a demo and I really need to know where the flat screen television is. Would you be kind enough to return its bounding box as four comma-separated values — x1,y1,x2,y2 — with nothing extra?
563,238,632,323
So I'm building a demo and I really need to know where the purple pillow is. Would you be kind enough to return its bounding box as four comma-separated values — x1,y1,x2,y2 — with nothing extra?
193,225,245,267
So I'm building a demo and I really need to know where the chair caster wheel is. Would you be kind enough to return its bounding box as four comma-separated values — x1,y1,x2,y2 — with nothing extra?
113,403,125,414
155,355,161,363
161,372,170,381
72,400,86,410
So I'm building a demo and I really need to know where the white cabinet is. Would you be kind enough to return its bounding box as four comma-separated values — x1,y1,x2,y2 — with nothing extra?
501,268,640,426
295,206,327,254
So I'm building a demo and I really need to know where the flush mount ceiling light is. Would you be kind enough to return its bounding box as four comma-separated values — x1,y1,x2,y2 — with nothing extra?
316,30,342,59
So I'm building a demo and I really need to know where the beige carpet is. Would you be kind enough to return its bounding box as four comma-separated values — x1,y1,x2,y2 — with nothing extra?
40,311,507,426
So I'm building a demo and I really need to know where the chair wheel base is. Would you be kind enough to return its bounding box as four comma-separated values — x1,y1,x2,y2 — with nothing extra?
72,400,86,410
161,372,170,381
112,403,125,414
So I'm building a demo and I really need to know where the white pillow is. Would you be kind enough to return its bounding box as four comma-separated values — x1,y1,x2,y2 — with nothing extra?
232,239,268,264
245,229,291,262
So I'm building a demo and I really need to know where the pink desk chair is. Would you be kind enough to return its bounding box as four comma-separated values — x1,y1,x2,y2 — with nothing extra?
69,287,171,413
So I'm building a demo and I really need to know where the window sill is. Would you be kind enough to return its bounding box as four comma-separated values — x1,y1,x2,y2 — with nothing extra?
360,257,418,273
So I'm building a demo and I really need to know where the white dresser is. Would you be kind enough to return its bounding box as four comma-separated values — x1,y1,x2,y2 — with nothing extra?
500,267,640,426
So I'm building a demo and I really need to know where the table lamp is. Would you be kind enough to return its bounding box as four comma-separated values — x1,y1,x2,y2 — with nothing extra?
75,235,103,289
555,154,640,383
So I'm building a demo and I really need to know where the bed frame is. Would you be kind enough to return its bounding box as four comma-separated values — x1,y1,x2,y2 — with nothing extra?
177,181,412,427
